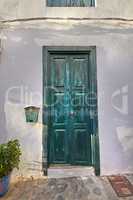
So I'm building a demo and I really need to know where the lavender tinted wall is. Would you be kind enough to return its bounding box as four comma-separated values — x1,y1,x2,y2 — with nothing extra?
0,21,133,176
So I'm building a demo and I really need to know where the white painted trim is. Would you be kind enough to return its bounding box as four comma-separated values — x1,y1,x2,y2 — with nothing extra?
95,0,97,7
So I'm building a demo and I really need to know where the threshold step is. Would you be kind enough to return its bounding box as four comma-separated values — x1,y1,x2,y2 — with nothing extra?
48,166,94,179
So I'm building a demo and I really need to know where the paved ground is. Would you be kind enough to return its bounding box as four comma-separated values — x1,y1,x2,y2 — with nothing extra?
1,175,133,200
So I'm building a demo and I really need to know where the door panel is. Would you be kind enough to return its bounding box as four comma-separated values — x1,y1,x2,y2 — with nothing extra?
53,129,67,162
52,57,66,87
49,55,69,163
70,55,91,165
72,129,91,163
49,53,92,165
71,55,89,87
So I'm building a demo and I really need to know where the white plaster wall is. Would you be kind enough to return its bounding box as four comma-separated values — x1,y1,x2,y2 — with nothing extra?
0,0,133,20
0,21,133,176
0,29,43,177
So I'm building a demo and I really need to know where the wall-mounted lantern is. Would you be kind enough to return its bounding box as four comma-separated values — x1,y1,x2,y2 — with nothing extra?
24,106,40,123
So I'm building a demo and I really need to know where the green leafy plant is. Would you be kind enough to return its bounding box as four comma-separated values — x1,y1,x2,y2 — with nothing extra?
0,140,21,178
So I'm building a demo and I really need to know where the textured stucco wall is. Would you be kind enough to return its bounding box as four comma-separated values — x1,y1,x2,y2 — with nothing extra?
0,0,133,20
0,28,43,176
0,21,133,176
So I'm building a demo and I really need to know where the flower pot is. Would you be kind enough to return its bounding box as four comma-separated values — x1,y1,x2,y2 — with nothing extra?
0,175,10,197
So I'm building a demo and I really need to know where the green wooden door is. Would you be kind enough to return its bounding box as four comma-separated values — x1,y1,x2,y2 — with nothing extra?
48,53,92,165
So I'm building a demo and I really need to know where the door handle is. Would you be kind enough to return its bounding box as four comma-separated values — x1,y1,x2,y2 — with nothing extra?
70,111,74,116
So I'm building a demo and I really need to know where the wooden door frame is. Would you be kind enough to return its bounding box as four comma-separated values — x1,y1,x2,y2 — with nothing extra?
42,46,100,176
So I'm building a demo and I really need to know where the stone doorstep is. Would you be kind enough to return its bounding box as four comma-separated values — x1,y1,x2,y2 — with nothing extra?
48,166,95,179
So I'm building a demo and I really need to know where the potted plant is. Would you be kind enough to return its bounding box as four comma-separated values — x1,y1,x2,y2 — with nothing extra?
0,139,21,197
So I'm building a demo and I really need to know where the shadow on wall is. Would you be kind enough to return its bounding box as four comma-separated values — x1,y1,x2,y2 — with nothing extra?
4,101,43,176
0,93,7,143
99,83,133,174
113,84,133,172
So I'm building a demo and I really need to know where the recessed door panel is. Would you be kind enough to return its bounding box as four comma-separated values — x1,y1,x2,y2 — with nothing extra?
72,129,91,163
53,130,67,162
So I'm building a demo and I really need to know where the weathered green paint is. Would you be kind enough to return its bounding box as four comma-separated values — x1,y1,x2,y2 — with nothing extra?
43,46,100,176
48,54,92,165
47,0,95,7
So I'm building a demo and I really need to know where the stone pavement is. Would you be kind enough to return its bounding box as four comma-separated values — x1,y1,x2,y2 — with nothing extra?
1,175,133,200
